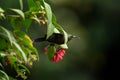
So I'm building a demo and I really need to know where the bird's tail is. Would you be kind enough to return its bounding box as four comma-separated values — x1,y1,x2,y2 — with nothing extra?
32,37,46,43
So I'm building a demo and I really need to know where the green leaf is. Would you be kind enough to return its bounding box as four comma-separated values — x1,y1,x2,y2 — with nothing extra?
27,0,40,11
31,16,40,24
0,38,7,50
18,64,30,74
0,8,5,19
60,44,68,49
14,30,33,47
27,0,36,8
52,14,63,30
0,26,27,63
60,30,68,49
35,1,41,8
0,70,9,80
47,44,56,60
13,30,38,61
0,77,6,80
0,26,13,45
0,62,4,69
44,1,52,24
13,41,27,63
9,77,16,80
19,0,23,10
10,9,25,19
44,1,55,38
62,30,68,44
7,55,17,65
47,23,54,39
0,52,7,58
54,28,60,33
22,19,32,30
53,21,63,31
0,8,4,13
10,18,22,30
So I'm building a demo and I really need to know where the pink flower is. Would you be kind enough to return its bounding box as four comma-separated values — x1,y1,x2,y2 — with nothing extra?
51,48,65,62
44,46,66,63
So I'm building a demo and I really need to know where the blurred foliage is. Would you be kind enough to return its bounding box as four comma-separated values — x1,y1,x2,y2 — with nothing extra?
0,0,69,79
0,0,120,80
0,0,39,78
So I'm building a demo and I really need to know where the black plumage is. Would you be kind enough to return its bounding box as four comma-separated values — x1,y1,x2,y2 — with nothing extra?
33,33,79,44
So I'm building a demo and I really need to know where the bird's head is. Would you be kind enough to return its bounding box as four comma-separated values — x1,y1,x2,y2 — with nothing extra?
68,34,80,42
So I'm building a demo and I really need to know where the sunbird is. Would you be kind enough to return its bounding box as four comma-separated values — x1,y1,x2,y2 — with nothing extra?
33,33,79,44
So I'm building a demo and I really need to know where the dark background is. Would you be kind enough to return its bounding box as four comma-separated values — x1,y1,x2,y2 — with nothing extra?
0,0,120,80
